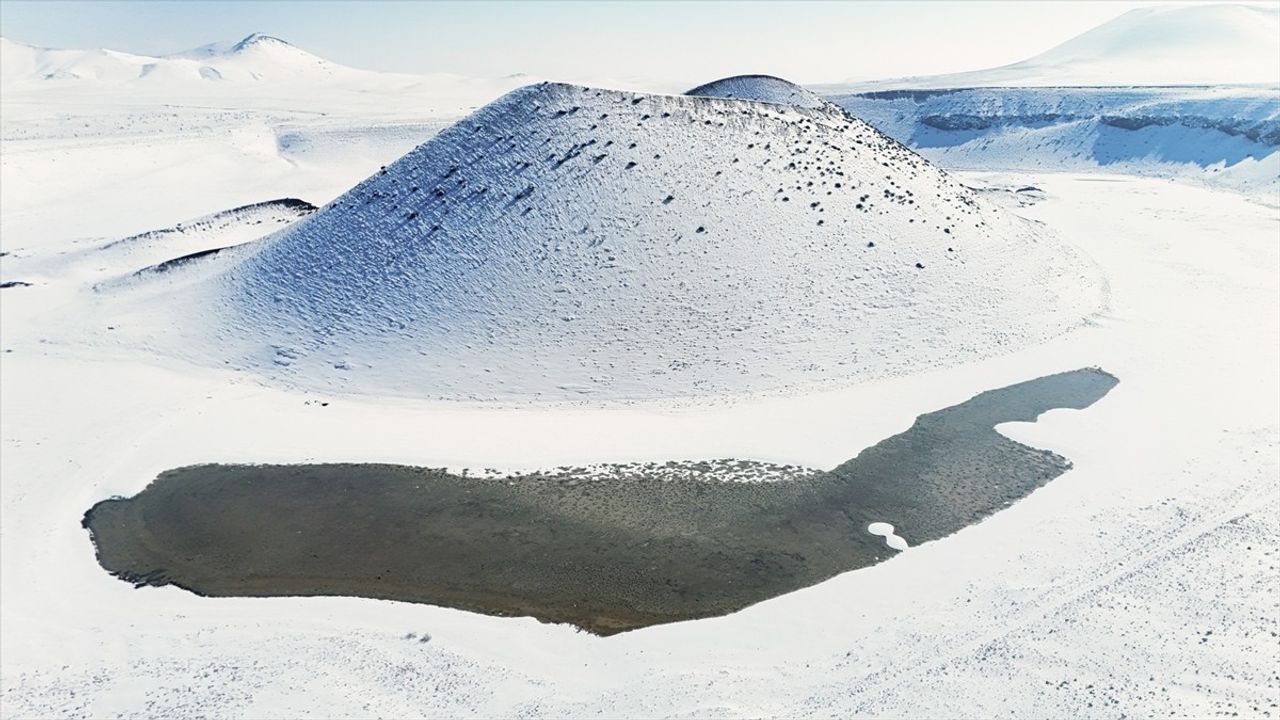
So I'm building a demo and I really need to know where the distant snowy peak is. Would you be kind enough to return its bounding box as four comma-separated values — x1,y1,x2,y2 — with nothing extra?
1010,4,1280,86
171,33,299,57
824,3,1280,90
186,33,345,81
172,33,330,67
687,75,838,110
0,32,354,86
230,33,294,53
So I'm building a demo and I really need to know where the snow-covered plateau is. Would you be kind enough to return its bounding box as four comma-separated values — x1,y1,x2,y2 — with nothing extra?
1,8,1278,719
832,85,1280,199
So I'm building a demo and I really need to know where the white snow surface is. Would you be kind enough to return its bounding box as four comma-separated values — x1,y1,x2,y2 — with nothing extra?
2,26,1278,720
818,4,1280,91
866,522,909,551
2,170,1276,719
90,82,1101,402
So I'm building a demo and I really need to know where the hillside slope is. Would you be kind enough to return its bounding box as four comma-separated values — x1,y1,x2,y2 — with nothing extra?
111,81,1101,401
1009,4,1280,87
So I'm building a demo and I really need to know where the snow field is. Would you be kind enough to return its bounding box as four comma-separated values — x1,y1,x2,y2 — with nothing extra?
1,172,1275,718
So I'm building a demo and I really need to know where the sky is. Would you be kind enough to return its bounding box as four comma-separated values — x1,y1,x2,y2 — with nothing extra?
0,1,1273,85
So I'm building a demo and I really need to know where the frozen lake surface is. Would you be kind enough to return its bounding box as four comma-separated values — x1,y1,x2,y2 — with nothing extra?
83,369,1117,634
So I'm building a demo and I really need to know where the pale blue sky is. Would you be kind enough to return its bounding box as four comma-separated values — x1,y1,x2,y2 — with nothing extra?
0,1,1268,84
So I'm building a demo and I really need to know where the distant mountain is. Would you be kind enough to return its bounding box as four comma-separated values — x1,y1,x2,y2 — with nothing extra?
171,32,315,60
0,32,534,96
0,32,554,119
125,80,1101,401
818,4,1280,91
0,33,352,85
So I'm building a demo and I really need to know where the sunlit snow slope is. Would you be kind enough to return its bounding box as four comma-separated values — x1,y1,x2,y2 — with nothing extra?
999,3,1280,87
119,80,1100,401
819,4,1280,90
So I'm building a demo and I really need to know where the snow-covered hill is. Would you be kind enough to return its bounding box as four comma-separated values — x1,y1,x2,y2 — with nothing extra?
817,4,1280,90
0,198,317,292
687,75,837,110
101,80,1101,402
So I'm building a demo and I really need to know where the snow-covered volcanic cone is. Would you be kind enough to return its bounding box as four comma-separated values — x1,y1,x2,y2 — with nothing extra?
143,79,1101,401
686,74,837,110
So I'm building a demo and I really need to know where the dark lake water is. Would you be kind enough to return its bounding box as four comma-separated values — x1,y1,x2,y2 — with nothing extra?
83,368,1117,634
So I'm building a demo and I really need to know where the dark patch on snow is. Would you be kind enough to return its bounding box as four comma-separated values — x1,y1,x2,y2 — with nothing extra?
134,246,233,276
83,369,1117,636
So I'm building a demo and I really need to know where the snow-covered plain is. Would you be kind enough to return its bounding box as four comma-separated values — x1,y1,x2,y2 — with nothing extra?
3,167,1275,718
2,20,1279,720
